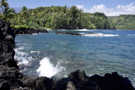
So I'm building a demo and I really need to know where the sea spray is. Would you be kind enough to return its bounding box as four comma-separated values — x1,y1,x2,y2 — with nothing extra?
14,46,33,66
37,57,65,78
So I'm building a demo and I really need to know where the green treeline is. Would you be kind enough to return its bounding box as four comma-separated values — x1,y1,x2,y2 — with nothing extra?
1,0,135,30
109,15,135,30
7,6,115,30
0,0,114,30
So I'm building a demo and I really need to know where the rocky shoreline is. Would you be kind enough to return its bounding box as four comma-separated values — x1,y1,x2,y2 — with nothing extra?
0,19,134,90
14,28,48,35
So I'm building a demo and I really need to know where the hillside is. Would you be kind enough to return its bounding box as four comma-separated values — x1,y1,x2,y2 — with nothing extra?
1,0,135,30
109,15,135,30
0,6,114,30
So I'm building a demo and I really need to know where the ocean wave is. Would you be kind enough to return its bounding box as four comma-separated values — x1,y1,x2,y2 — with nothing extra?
30,50,40,54
36,57,65,78
17,46,24,50
82,33,119,37
72,29,90,31
14,47,33,66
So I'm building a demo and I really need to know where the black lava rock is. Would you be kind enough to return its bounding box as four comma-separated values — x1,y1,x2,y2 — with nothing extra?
14,28,48,35
0,19,134,90
90,72,134,90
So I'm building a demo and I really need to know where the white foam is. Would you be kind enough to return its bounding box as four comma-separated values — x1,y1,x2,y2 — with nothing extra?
15,47,33,66
37,57,65,78
15,49,27,56
72,29,89,31
82,33,119,37
17,46,24,50
17,57,29,65
30,50,40,54
79,29,89,31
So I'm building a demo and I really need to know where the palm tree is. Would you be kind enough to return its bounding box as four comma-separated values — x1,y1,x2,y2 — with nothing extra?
0,0,16,21
0,0,9,15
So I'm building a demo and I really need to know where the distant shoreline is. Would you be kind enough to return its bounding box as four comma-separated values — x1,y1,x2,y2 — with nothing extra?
13,28,135,35
13,28,48,34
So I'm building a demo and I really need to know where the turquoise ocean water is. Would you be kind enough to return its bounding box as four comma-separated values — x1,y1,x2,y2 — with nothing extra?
15,29,135,85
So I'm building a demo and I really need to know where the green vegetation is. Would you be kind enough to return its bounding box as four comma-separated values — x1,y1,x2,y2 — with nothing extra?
109,15,135,30
10,6,114,30
0,0,115,30
1,0,135,30
0,0,16,21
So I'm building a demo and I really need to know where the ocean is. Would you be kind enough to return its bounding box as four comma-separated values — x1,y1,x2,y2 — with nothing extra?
15,29,135,85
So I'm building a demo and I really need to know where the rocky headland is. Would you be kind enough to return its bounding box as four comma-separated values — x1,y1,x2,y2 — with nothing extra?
0,19,134,90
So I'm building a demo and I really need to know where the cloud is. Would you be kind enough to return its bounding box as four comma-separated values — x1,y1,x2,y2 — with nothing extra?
76,5,89,12
76,5,84,10
90,3,135,16
76,3,135,16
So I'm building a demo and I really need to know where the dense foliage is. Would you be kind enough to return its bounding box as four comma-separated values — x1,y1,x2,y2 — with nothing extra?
109,15,135,30
0,0,114,30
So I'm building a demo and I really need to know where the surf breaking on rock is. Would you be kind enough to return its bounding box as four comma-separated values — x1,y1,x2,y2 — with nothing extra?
0,19,134,90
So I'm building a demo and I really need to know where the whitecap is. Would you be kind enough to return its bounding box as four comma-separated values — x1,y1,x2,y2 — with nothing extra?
17,46,24,50
15,47,33,66
37,57,65,78
30,50,40,54
72,29,89,31
80,29,89,31
82,33,119,37
17,57,29,65
15,50,27,56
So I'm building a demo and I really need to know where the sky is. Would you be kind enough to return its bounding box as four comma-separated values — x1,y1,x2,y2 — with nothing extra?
7,0,135,16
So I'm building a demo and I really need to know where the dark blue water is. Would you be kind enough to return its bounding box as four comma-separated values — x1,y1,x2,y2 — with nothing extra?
15,30,135,85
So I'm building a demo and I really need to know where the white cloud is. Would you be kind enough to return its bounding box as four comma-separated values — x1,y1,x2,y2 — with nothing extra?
76,5,84,10
76,4,89,12
76,3,135,16
90,3,135,16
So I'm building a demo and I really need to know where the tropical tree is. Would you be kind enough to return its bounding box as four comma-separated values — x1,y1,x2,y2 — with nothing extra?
0,0,9,13
0,0,16,21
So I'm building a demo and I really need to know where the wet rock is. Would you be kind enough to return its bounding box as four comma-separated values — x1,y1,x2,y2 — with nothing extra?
0,19,21,89
90,72,134,90
69,70,88,82
0,79,10,90
54,70,100,90
0,20,17,68
14,28,48,34
0,65,23,89
22,76,54,90
34,77,53,90
68,70,100,90
54,78,70,90
66,81,76,90
5,35,14,41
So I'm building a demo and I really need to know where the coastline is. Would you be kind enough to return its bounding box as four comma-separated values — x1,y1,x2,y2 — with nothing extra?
0,20,134,90
13,28,135,36
13,28,48,35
